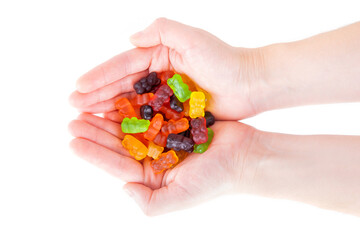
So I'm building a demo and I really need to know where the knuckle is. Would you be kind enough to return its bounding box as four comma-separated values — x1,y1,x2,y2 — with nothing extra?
154,17,168,27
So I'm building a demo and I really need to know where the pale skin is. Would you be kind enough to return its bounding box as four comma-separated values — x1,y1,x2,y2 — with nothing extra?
69,18,360,216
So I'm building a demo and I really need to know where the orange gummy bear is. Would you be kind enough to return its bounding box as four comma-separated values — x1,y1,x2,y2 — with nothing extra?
130,133,149,147
115,98,137,118
144,113,164,141
174,150,189,163
122,135,148,160
183,100,190,117
161,118,189,136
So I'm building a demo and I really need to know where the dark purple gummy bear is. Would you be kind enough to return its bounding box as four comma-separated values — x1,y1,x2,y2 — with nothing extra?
169,95,184,112
204,111,215,127
133,72,161,94
166,134,194,153
147,72,160,86
140,105,153,120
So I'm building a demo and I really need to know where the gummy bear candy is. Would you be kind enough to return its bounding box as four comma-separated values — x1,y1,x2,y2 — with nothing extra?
153,131,168,147
144,113,164,141
190,117,208,144
174,150,189,163
122,135,148,160
150,150,179,174
133,72,161,94
183,100,190,117
159,105,184,120
147,141,164,159
194,128,214,153
166,133,194,153
114,71,216,172
181,74,198,92
148,84,173,111
115,98,137,118
167,74,192,102
140,105,153,120
159,71,175,85
195,87,211,104
189,91,205,118
204,111,215,127
130,133,148,147
121,117,150,133
169,95,184,112
131,93,154,106
161,118,189,136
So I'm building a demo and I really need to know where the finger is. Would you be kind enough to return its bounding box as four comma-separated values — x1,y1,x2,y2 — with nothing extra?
77,92,137,113
130,18,203,52
123,182,192,216
70,71,147,108
70,138,143,182
68,120,127,155
142,157,164,190
76,48,154,93
104,110,124,123
77,113,125,139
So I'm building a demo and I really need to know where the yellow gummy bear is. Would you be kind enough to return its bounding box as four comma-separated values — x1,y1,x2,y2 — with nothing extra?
147,141,164,159
189,91,205,118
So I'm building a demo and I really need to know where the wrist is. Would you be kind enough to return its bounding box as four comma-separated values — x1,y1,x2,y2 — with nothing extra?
230,46,269,118
248,43,298,114
233,45,294,117
230,125,269,194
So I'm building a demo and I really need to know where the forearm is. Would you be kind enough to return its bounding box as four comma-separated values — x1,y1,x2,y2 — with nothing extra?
256,22,360,112
243,130,360,216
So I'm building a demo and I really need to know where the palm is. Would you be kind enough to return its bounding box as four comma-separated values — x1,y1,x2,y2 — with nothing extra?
69,113,253,214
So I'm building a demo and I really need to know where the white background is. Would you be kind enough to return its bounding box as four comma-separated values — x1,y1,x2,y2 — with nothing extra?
1,0,359,239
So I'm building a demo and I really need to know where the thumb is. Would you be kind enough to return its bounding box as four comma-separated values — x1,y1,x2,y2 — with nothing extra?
130,18,202,52
123,182,192,216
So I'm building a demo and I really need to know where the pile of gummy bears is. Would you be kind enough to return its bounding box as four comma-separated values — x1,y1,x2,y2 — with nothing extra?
115,71,215,173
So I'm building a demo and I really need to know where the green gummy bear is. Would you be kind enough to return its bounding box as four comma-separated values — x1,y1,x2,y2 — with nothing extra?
194,128,214,154
121,117,150,133
167,74,192,102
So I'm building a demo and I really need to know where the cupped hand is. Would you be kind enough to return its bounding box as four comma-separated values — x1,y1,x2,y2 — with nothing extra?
69,18,266,120
68,113,257,216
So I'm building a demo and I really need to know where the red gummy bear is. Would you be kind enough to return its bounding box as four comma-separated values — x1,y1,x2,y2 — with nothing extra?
159,105,184,120
131,93,154,106
150,150,178,174
190,117,208,144
153,131,168,147
148,84,173,111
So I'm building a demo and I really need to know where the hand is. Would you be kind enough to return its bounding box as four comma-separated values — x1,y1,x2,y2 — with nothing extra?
68,113,257,215
69,18,266,120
